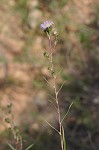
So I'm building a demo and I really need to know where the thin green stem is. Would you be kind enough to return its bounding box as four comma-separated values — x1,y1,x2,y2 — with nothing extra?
43,76,54,87
57,81,65,95
43,118,60,134
61,102,74,123
48,100,57,111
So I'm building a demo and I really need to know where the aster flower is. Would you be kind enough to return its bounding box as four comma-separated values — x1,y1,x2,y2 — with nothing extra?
40,21,54,31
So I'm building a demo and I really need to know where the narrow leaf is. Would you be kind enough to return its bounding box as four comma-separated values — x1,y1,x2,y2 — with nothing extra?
43,76,54,87
42,118,59,134
62,126,66,150
8,143,16,150
48,93,56,101
48,100,57,111
61,102,73,123
56,67,63,77
25,144,34,150
57,81,65,95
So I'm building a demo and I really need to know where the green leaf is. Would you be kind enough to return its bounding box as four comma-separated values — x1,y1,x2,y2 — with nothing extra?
8,143,16,150
62,126,66,150
61,102,74,123
42,118,59,134
25,144,34,150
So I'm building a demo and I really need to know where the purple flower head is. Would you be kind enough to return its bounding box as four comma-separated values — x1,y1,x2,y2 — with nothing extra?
40,21,54,31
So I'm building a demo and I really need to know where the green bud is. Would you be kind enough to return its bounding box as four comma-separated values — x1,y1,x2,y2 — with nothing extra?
5,118,11,124
7,103,12,114
14,126,19,134
53,31,58,37
51,71,55,76
48,66,51,70
43,52,49,58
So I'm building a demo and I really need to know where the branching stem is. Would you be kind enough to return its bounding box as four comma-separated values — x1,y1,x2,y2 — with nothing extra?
48,35,64,150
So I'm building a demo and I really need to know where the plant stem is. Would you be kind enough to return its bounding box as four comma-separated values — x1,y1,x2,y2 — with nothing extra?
54,77,64,150
48,36,64,150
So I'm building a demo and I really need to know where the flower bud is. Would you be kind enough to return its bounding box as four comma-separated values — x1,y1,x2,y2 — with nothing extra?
53,31,58,37
5,118,11,124
43,52,49,58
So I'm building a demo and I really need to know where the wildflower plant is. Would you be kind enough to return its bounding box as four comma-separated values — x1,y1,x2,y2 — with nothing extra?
4,103,23,150
40,20,73,150
4,103,33,150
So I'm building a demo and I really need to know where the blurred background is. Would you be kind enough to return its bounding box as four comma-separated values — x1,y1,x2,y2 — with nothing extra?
0,0,99,150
